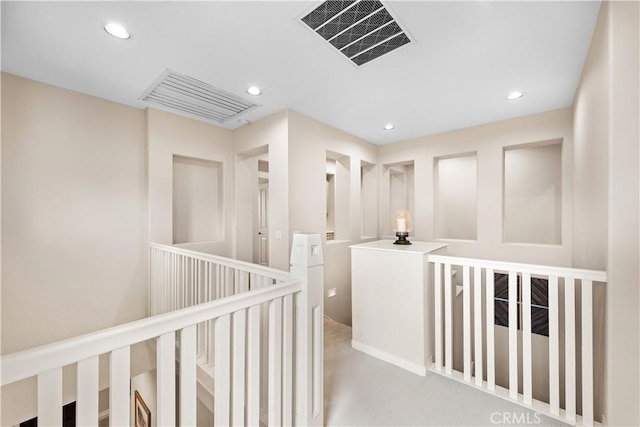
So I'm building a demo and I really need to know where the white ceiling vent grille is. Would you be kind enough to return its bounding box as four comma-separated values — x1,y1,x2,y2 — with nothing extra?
140,69,258,124
301,0,411,66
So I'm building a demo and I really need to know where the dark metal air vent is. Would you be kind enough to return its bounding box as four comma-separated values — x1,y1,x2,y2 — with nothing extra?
140,69,258,124
301,0,411,66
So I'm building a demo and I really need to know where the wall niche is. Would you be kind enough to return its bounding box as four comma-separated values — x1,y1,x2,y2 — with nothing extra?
434,152,478,240
360,160,377,239
383,161,415,237
503,140,562,245
173,155,223,244
326,151,351,242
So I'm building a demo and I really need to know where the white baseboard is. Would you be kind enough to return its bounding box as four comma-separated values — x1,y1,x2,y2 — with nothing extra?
351,339,427,376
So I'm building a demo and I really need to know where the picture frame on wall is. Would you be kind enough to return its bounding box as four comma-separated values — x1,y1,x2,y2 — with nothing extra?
135,391,151,427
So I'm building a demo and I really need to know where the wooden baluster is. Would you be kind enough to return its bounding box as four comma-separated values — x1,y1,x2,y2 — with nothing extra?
485,268,495,391
474,266,483,386
282,294,294,426
565,278,576,422
444,263,453,374
157,332,176,426
214,314,231,427
110,346,130,427
582,280,594,426
247,304,262,427
38,367,62,427
268,297,283,426
77,356,99,427
463,265,471,382
522,272,532,404
434,262,443,371
548,276,560,415
180,325,197,427
232,309,247,426
508,270,518,399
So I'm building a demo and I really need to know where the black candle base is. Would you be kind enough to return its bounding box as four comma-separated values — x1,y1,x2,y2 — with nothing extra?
393,232,412,245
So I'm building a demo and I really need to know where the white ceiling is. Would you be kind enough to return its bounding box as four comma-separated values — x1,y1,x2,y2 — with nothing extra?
1,1,601,145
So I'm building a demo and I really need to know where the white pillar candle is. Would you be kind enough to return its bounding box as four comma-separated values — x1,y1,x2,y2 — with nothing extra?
397,218,406,232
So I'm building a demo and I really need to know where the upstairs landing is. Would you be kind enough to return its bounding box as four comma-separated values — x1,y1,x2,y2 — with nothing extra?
323,318,568,426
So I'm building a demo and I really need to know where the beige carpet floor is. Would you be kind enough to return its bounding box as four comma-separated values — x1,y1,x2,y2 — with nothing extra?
323,318,569,427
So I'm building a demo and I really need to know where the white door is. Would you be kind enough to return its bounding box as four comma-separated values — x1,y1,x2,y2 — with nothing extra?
257,181,269,265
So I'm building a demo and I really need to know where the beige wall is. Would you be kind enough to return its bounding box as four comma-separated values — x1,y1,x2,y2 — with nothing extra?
572,3,610,421
504,142,562,245
379,108,576,411
382,162,415,238
147,108,234,256
288,110,378,325
234,109,379,323
379,109,574,265
573,2,640,424
3,5,639,420
435,154,477,240
572,2,610,273
1,73,148,351
233,110,290,270
605,1,639,425
172,156,223,244
1,73,153,425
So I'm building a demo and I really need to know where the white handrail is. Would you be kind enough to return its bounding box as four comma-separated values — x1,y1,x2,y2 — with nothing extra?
149,243,289,369
2,236,324,427
1,280,301,387
150,242,291,282
427,254,607,282
428,253,606,426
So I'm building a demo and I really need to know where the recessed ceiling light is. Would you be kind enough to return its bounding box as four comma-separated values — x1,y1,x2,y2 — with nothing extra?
247,86,262,96
103,22,131,40
238,119,250,125
506,91,524,100
383,124,395,131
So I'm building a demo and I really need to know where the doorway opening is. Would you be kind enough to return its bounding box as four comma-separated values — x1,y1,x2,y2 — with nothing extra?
235,145,270,266
256,160,269,265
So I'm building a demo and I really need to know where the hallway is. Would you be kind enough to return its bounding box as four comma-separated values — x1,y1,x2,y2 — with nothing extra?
323,318,568,427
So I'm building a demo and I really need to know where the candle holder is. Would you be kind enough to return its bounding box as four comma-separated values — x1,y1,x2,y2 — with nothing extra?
391,210,413,245
394,231,411,245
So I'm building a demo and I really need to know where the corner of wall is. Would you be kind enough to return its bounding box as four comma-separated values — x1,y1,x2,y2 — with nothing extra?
604,0,640,425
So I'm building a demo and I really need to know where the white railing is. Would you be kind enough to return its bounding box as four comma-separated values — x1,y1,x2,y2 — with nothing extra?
428,254,607,427
1,234,324,427
149,243,291,368
150,243,293,315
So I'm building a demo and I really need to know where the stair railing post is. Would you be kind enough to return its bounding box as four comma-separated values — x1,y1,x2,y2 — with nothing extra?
290,233,324,427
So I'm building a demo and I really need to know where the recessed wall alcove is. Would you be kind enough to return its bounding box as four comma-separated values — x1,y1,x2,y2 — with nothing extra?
172,155,224,244
382,161,415,237
434,152,478,241
326,151,351,242
503,140,562,245
360,160,377,239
